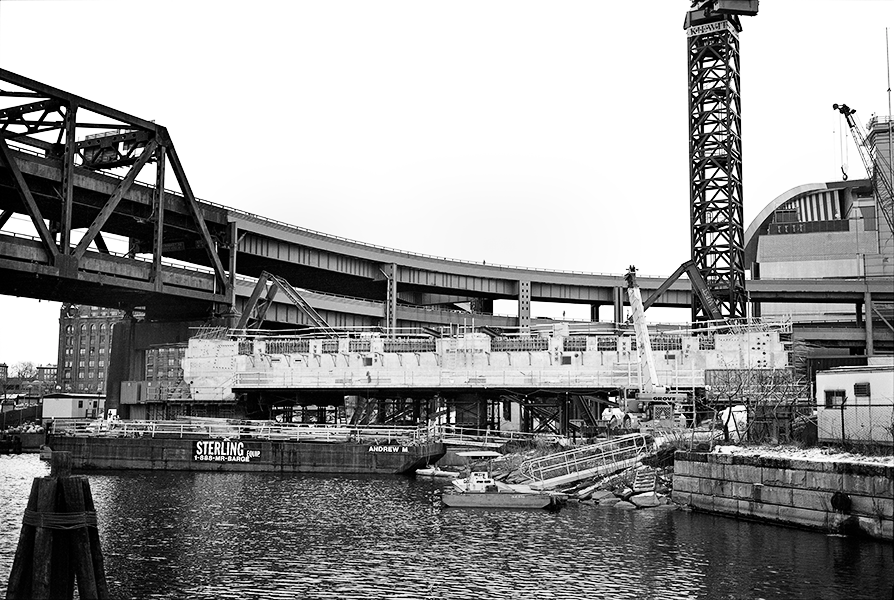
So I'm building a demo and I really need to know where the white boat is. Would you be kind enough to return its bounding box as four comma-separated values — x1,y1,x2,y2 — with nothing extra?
415,466,459,478
440,451,562,510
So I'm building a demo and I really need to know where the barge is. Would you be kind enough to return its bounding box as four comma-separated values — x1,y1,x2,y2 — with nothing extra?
46,420,446,475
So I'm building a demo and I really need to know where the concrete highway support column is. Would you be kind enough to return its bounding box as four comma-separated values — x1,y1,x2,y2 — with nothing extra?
107,319,202,418
590,304,600,322
518,280,531,333
470,298,494,314
864,290,874,356
227,221,239,328
612,287,625,324
382,263,398,333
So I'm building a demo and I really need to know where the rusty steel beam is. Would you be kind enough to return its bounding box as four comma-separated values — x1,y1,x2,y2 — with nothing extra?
162,132,228,289
0,138,59,260
235,272,272,329
73,138,157,260
0,99,61,122
94,232,109,254
60,103,77,254
152,143,166,291
0,68,159,132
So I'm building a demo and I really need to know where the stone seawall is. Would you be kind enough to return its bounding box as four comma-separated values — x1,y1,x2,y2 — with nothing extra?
673,451,893,541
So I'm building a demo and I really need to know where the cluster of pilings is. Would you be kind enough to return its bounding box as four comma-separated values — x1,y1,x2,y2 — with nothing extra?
5,452,109,600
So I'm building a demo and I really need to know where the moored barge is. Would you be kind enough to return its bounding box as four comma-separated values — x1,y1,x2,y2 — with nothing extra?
47,420,446,475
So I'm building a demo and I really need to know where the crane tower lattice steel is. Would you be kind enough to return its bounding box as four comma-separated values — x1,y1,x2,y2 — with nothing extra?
685,1,758,323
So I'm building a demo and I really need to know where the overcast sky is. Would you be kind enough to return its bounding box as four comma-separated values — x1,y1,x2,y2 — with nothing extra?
0,0,891,368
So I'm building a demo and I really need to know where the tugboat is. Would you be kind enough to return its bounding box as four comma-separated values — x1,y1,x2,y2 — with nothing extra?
441,451,563,510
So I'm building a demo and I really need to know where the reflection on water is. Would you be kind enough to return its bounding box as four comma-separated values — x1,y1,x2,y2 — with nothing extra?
1,455,891,599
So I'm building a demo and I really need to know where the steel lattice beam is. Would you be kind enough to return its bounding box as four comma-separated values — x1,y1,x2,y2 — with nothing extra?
0,67,233,312
686,14,748,322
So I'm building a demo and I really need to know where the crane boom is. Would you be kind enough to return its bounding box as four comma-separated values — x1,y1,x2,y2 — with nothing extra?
833,103,894,234
624,266,661,395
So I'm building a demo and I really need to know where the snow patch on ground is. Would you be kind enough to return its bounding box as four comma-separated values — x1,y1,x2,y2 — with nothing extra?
712,444,894,466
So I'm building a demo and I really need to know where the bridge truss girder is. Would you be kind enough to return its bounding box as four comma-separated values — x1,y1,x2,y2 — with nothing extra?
0,68,232,317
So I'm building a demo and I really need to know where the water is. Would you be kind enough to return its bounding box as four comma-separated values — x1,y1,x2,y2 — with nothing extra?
1,454,891,600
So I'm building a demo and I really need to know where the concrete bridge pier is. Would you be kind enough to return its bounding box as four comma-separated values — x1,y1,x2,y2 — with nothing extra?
106,317,206,418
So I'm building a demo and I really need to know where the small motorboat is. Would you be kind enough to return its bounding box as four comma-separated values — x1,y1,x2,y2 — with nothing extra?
39,445,52,461
440,451,562,510
415,465,459,478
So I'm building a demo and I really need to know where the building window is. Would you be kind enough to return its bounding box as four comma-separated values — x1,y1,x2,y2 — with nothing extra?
854,383,871,397
78,360,85,368
78,400,83,408
80,324,87,333
98,371,104,379
99,348,105,355
88,360,95,368
824,389,846,408
78,371,85,379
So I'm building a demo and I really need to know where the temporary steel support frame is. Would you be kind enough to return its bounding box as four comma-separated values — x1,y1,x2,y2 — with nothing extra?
382,262,398,333
0,68,230,309
686,16,748,322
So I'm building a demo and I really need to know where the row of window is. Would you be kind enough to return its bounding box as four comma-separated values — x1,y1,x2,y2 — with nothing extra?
64,323,112,334
824,383,871,408
62,370,105,380
64,347,107,356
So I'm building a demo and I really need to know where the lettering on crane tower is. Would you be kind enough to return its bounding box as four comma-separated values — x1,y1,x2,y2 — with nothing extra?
686,20,738,39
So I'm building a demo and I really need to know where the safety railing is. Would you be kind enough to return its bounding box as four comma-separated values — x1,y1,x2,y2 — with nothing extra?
518,433,653,483
48,418,437,444
434,425,558,448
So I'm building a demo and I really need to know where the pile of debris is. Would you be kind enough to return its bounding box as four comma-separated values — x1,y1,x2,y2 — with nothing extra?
488,442,679,510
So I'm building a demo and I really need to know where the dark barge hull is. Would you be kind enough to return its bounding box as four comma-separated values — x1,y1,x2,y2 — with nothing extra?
47,435,446,475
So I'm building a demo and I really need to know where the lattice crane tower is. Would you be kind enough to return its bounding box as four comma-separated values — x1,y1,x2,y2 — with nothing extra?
685,1,758,323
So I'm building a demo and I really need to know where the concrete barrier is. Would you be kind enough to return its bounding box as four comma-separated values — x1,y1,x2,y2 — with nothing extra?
673,451,893,541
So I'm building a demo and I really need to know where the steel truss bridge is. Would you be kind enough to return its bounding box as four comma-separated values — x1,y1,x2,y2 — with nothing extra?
0,70,891,379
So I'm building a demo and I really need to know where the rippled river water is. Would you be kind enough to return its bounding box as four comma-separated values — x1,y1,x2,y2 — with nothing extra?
1,454,891,599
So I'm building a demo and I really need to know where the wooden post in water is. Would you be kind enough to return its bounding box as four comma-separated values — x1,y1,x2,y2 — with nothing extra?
4,451,109,600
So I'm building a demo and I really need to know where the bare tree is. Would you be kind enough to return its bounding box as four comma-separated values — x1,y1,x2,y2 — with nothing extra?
704,366,808,444
11,362,37,380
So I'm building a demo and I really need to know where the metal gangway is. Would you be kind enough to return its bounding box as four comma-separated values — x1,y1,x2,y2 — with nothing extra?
433,425,559,449
518,433,653,490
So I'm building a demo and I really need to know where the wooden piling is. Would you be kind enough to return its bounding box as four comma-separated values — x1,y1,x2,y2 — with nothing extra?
4,450,109,600
4,479,39,600
61,477,99,599
30,477,57,600
81,477,110,600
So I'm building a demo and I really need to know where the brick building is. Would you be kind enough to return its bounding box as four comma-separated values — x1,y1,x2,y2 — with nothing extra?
56,304,124,393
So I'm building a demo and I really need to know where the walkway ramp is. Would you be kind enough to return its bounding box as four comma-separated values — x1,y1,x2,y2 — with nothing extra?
519,433,653,490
